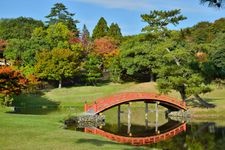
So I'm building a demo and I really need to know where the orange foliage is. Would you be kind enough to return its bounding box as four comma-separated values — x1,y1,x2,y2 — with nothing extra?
0,66,28,95
93,37,119,56
195,52,208,62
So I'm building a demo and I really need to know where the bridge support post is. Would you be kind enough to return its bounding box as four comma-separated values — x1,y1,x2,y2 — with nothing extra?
128,102,131,134
145,102,149,129
118,105,121,129
155,101,159,133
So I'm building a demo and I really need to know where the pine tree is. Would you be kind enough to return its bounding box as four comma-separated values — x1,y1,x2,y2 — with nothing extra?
92,17,108,39
107,23,122,40
45,3,79,35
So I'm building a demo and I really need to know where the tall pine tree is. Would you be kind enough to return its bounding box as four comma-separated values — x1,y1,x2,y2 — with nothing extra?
92,17,108,39
45,3,79,35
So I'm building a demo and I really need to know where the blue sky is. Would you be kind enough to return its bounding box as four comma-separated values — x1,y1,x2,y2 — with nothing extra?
0,0,225,35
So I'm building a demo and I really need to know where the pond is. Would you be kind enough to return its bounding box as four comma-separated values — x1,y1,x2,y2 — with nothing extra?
11,104,225,149
65,103,225,149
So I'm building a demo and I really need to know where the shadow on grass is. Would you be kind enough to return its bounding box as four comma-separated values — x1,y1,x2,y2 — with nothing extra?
76,138,120,146
186,97,217,108
76,138,148,149
7,93,60,115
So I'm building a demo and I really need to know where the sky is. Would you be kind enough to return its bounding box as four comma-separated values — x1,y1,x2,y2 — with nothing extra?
0,0,225,35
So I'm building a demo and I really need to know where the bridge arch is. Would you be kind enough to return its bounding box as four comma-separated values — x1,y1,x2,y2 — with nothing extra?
84,92,186,114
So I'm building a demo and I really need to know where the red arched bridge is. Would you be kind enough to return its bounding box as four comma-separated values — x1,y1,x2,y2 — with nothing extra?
84,92,187,114
84,122,186,146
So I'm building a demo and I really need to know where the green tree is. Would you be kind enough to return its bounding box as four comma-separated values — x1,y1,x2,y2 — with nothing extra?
141,10,212,103
45,3,79,35
107,23,122,41
0,17,44,40
45,22,71,49
84,54,102,85
152,34,211,101
209,33,225,79
35,48,81,88
190,21,213,44
92,17,108,39
108,56,123,83
120,34,155,82
4,38,49,71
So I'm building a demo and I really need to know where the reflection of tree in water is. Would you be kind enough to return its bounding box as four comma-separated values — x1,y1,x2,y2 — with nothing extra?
10,93,60,115
185,123,216,150
146,122,225,150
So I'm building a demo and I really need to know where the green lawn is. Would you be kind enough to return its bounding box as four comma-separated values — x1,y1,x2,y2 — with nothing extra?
1,82,225,149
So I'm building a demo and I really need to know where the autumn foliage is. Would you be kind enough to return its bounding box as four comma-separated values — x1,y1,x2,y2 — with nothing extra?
0,66,28,96
93,37,119,56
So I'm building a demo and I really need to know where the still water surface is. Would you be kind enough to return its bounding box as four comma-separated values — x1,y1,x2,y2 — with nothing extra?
13,106,225,149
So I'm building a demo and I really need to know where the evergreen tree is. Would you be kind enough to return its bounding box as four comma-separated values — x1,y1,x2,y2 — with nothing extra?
107,23,122,40
84,54,102,85
92,17,108,39
45,3,79,35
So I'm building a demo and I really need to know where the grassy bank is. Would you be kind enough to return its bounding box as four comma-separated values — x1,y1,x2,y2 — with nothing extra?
1,82,225,150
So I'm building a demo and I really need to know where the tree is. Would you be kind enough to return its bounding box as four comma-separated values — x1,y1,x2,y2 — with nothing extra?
120,34,155,82
107,23,122,41
141,10,212,104
108,56,123,83
45,22,71,49
81,24,90,47
4,39,27,66
92,17,108,39
0,66,28,106
45,3,79,35
93,36,119,70
3,38,49,69
35,48,81,88
141,9,186,38
209,33,225,79
83,54,102,85
189,21,213,44
0,17,44,40
152,34,211,102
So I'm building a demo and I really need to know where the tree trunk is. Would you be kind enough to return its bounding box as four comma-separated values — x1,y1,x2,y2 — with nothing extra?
58,80,62,88
150,73,154,82
194,94,215,108
179,85,187,101
149,68,154,82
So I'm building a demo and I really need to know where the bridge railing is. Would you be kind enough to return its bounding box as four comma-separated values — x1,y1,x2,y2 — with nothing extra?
84,92,186,113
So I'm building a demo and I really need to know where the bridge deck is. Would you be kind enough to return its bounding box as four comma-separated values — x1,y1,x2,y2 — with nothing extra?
84,92,187,114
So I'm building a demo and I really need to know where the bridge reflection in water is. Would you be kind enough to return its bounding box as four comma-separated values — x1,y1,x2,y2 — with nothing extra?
84,120,186,146
68,92,187,146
